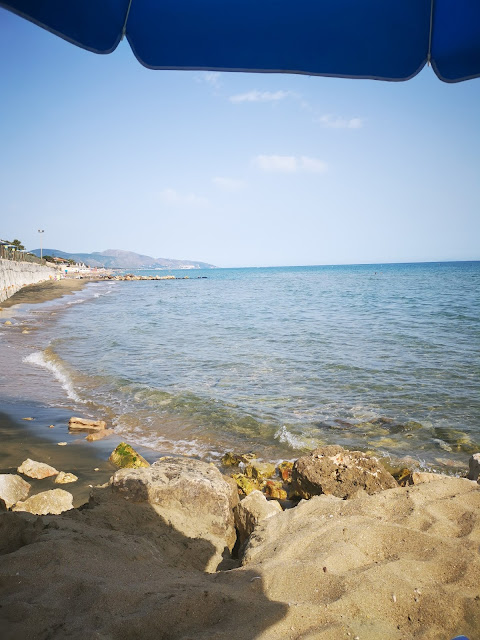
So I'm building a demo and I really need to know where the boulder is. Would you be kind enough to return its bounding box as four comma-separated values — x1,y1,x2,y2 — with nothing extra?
85,428,115,442
110,457,238,572
0,474,31,509
55,472,78,484
264,480,287,500
221,452,257,467
12,489,74,515
278,461,294,483
410,472,451,485
17,458,59,479
292,445,397,499
109,442,149,469
232,473,260,495
69,417,107,432
234,490,282,545
467,453,480,482
244,461,276,482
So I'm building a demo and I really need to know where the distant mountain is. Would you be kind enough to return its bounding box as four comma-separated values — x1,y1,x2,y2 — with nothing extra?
29,248,215,269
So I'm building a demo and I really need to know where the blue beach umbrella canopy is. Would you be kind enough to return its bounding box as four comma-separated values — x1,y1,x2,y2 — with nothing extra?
1,0,480,83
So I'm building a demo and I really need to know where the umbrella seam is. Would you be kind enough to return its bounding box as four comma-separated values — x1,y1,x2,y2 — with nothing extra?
427,0,435,64
122,0,134,39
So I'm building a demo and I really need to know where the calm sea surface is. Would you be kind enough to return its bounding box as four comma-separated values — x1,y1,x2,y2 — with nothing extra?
1,262,479,472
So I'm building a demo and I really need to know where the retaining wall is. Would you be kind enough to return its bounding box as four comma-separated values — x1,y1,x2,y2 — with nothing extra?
0,258,59,303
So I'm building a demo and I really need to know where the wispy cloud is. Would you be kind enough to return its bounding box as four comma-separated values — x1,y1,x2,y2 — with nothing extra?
253,155,327,174
212,177,245,191
195,71,221,89
317,115,363,129
159,188,209,207
229,90,292,104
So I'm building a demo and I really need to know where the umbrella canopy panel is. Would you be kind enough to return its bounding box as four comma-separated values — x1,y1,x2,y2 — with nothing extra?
1,0,480,82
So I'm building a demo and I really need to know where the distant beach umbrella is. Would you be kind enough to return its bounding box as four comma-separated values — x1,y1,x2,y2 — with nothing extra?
1,0,479,82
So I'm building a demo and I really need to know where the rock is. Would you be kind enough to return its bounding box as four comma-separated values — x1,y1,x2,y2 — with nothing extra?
57,442,67,446
232,473,260,495
69,416,107,432
221,452,257,467
109,442,149,468
4,320,12,325
234,490,282,545
292,445,398,499
244,461,276,482
467,453,480,482
110,457,238,572
0,474,31,509
12,489,74,515
264,480,287,500
22,417,34,421
55,472,78,484
410,472,451,485
17,458,59,479
278,461,294,483
391,467,413,486
85,428,115,442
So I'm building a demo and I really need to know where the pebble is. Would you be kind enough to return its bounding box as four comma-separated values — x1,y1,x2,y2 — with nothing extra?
57,442,67,446
22,417,34,421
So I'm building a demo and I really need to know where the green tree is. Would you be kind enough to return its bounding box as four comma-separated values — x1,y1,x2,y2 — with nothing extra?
11,239,25,250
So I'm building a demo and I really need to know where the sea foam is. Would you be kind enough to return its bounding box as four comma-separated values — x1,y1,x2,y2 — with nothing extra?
23,351,84,404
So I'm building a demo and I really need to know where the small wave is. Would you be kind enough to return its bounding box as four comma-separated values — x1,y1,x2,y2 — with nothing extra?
23,351,84,404
274,425,310,450
67,298,86,305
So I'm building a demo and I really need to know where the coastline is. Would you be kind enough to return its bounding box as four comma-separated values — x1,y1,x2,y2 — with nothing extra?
0,276,89,308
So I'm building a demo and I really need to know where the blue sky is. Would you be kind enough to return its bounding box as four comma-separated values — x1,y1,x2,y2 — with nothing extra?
1,9,479,267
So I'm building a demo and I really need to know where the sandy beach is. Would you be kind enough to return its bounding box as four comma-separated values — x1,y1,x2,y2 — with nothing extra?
1,277,480,639
0,276,89,308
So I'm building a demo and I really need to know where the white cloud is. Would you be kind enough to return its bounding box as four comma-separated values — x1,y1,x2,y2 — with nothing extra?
159,188,209,207
229,90,292,104
318,115,363,129
253,155,327,174
212,177,245,191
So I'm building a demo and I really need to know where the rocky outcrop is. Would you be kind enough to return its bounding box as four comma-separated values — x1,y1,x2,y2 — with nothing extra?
292,445,397,499
17,458,59,479
12,489,74,515
68,416,107,432
0,474,31,509
109,457,238,572
109,442,149,468
234,490,282,545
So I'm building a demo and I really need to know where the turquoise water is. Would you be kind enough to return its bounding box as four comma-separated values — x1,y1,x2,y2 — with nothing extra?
4,262,480,471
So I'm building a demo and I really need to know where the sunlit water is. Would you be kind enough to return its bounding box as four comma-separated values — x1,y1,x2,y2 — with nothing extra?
1,262,479,472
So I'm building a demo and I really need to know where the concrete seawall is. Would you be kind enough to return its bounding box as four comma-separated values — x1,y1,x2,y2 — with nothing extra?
0,258,59,303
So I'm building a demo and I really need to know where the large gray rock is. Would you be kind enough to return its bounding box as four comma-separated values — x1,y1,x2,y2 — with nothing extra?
110,456,239,572
12,489,74,515
0,474,31,509
467,453,480,482
234,490,282,545
17,458,59,479
292,445,397,499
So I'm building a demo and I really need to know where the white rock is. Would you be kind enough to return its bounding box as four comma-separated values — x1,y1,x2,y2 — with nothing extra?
17,458,59,479
68,417,106,432
0,474,31,509
12,489,74,515
466,453,480,482
55,472,78,484
234,489,282,545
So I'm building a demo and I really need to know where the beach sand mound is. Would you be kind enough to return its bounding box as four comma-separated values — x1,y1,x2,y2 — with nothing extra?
0,476,479,639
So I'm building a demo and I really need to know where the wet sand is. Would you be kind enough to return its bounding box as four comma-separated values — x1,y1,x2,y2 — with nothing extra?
0,401,162,507
0,277,89,308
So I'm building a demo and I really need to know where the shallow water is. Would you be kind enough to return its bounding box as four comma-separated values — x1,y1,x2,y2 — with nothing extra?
1,262,479,472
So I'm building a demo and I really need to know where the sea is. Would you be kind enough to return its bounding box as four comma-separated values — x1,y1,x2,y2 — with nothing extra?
1,262,479,473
